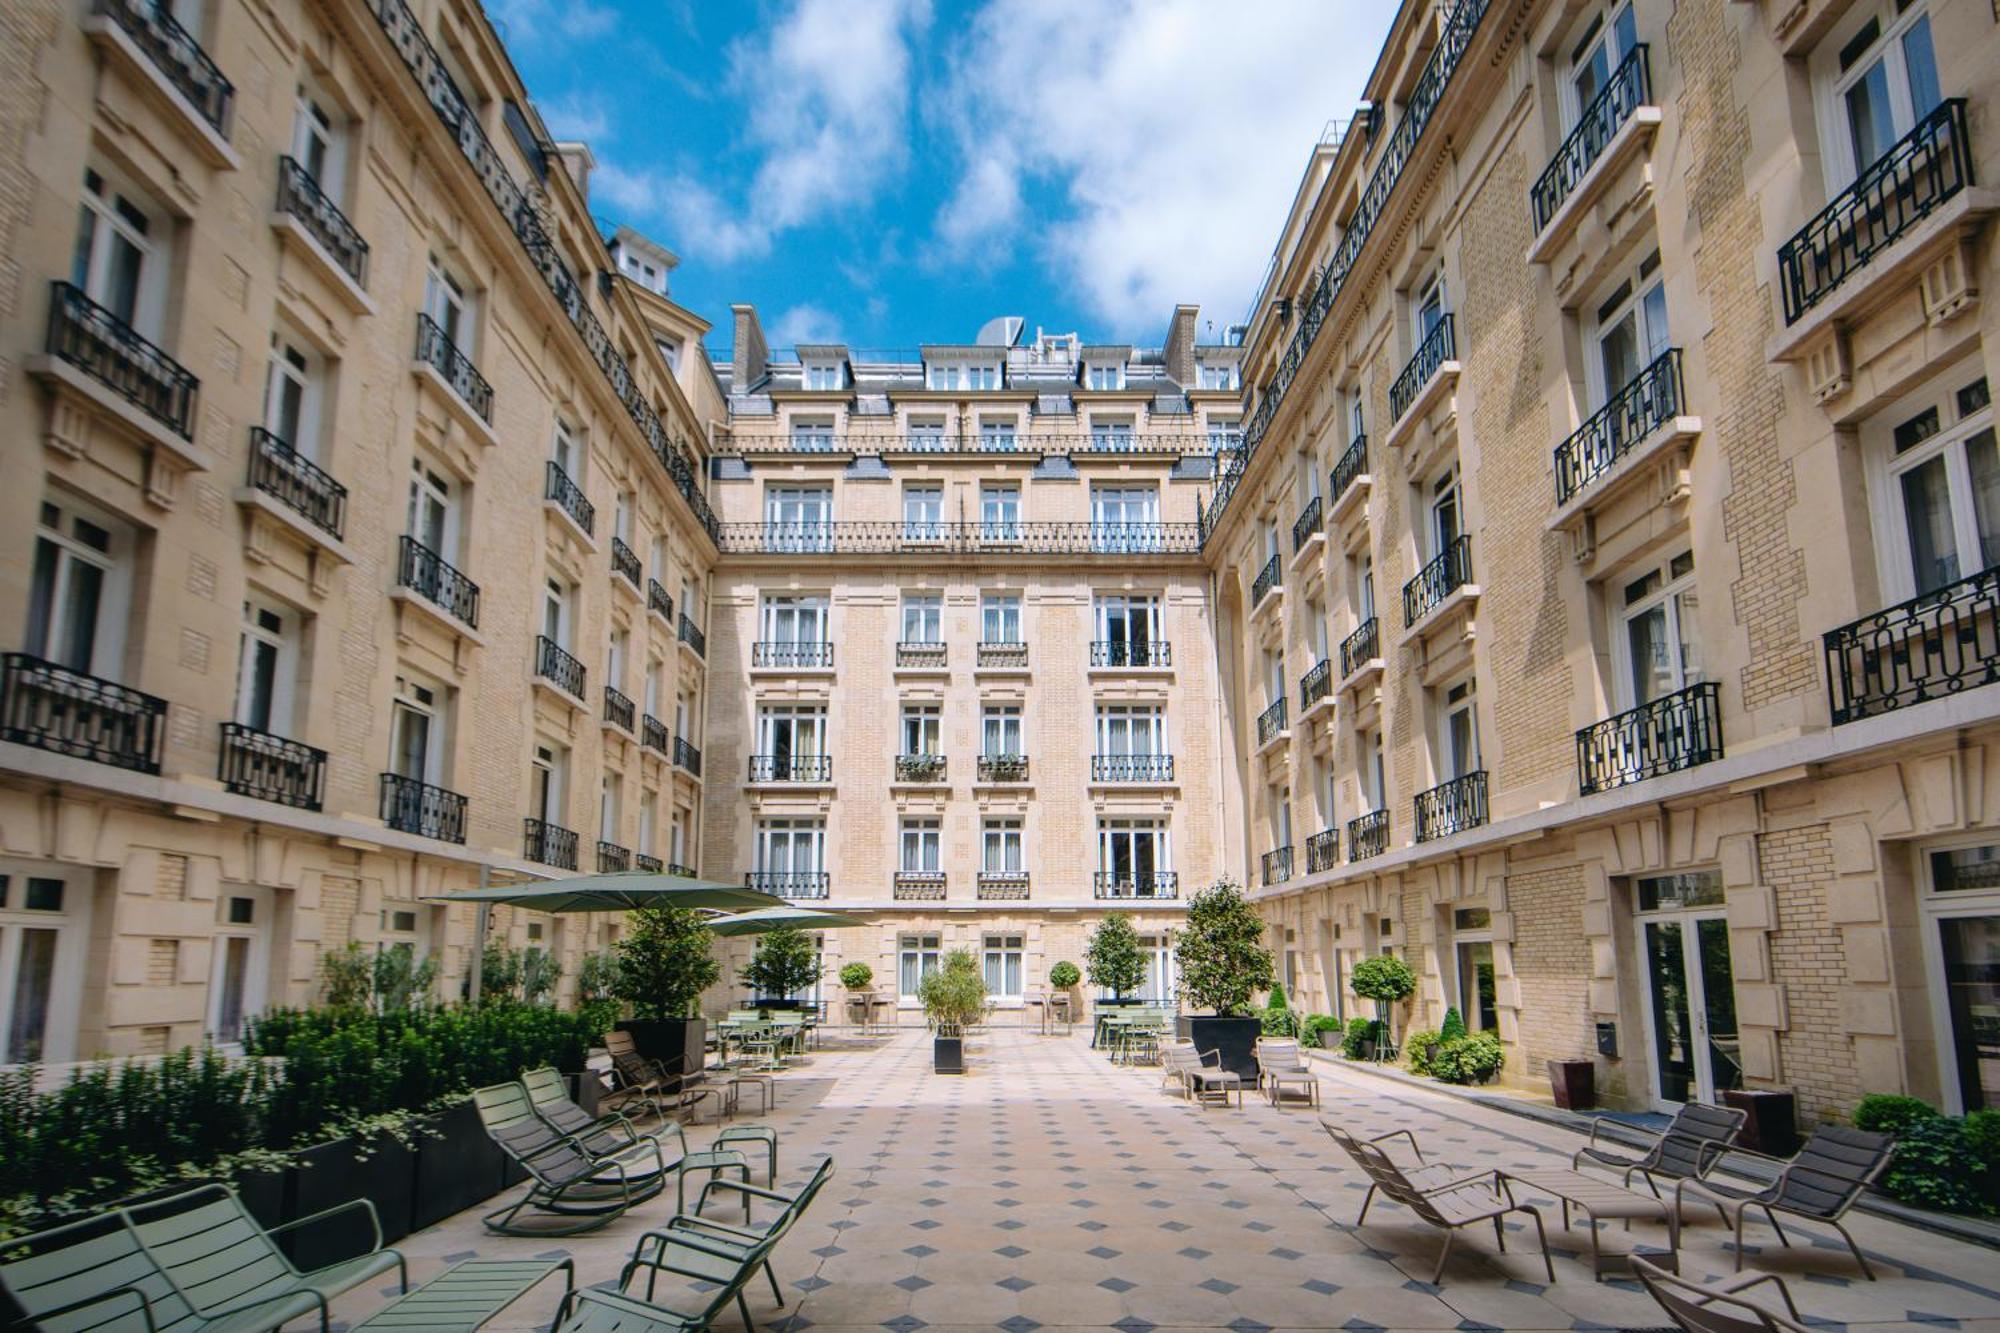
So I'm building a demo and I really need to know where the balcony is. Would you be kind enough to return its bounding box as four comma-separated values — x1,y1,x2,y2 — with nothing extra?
1093,871,1180,900
752,641,833,670
1577,681,1723,797
0,654,166,774
597,841,631,873
610,537,642,589
679,614,706,658
977,871,1030,900
894,753,947,784
1339,617,1381,682
1091,754,1175,784
1388,315,1456,432
977,754,1029,783
667,862,696,878
41,280,199,445
380,772,466,844
397,535,480,628
603,686,635,734
274,156,370,307
246,427,346,541
1778,99,1972,327
635,853,663,874
218,722,325,811
715,521,1202,557
1256,697,1289,748
1300,659,1334,715
414,312,492,426
1825,563,2000,725
1260,846,1294,887
1329,436,1369,521
543,461,594,537
1290,495,1323,554
642,714,670,754
896,641,948,670
648,579,674,623
746,870,829,899
1415,771,1488,843
1348,809,1389,862
1530,44,1655,239
86,0,234,163
523,818,578,870
893,871,947,901
1305,827,1340,873
534,635,586,702
674,736,702,777
977,641,1029,671
1403,535,1474,631
1251,552,1283,610
749,754,832,783
1090,640,1171,669
1552,349,1691,509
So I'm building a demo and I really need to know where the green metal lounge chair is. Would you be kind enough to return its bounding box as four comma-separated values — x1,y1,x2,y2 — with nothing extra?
520,1067,751,1215
473,1081,667,1235
631,1155,836,1325
554,1226,782,1332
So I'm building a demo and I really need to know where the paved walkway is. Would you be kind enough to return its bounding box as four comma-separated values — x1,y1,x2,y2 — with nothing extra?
321,1027,2000,1332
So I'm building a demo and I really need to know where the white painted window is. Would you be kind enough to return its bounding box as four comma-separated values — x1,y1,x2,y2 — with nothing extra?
25,495,131,677
1198,363,1239,391
980,485,1020,541
790,417,836,451
1097,819,1171,894
264,332,323,458
1359,727,1385,812
639,791,657,856
600,772,621,842
982,819,1024,872
1089,418,1136,451
1094,594,1161,650
1616,550,1702,708
900,703,941,756
1091,485,1160,552
1429,465,1462,560
644,657,665,718
71,166,163,335
756,818,826,873
656,336,681,371
804,362,843,391
670,807,690,865
391,675,443,785
978,418,1018,451
1918,841,2000,1113
291,83,345,199
1438,678,1481,780
983,933,1024,1000
981,594,1021,643
1353,551,1377,624
901,594,942,644
1208,418,1243,459
898,932,941,1001
1812,0,1942,188
899,817,941,872
1415,271,1448,343
982,705,1022,757
542,579,573,651
607,626,628,689
765,486,832,552
761,594,829,644
1,863,93,1064
1096,705,1166,756
908,418,948,451
757,704,826,760
406,457,459,560
530,742,567,824
235,596,297,734
1564,2,1639,124
1866,365,1996,599
207,886,272,1043
424,255,470,351
1587,249,1670,406
1137,934,1178,1003
1087,363,1124,391
902,485,944,541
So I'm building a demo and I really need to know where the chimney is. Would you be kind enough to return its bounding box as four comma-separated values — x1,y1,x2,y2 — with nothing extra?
731,304,770,390
552,142,595,200
1163,304,1199,385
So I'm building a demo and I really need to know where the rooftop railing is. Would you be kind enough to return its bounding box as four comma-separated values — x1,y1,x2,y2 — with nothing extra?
721,430,1221,457
717,521,1201,557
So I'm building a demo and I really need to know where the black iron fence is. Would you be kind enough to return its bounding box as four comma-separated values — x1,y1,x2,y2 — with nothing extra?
219,722,325,810
1093,871,1180,899
0,653,165,774
415,313,492,422
1554,348,1684,505
679,614,705,657
603,686,635,733
648,579,673,621
46,281,198,440
380,772,466,843
1825,563,2000,725
95,0,232,137
1403,535,1473,627
544,461,594,534
1091,640,1172,668
611,537,641,588
1257,697,1289,746
397,535,480,627
752,641,833,669
1291,495,1323,552
248,427,346,539
746,870,829,899
635,853,663,873
1340,617,1380,679
534,635,585,698
1330,436,1368,504
1301,658,1334,712
1348,809,1390,861
1415,771,1488,842
978,754,1030,782
523,817,578,870
1252,552,1283,607
1261,846,1294,886
642,713,669,753
750,753,832,783
673,736,702,776
1390,315,1456,424
1531,44,1652,232
597,841,630,873
1306,827,1340,873
276,155,368,288
1577,681,1723,796
895,753,947,783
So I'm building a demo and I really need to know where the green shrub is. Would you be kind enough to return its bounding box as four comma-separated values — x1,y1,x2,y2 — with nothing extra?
1085,915,1147,1000
1852,1093,1941,1136
1301,1014,1344,1046
1438,1006,1467,1042
1429,1033,1505,1085
1048,961,1080,989
1340,1016,1382,1059
1964,1108,2000,1167
613,905,719,1018
919,948,988,1034
740,924,823,1000
1880,1117,1995,1216
1261,1005,1303,1037
321,941,374,1009
839,962,875,990
1267,983,1289,1011
1349,955,1417,1006
1173,880,1274,1016
1403,1028,1441,1076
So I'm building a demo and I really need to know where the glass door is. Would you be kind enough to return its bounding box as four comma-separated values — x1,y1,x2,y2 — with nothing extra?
1635,872,1741,1107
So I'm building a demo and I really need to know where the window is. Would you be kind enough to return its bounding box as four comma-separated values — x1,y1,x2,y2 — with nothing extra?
1208,418,1243,459
901,594,943,644
979,418,1018,451
1428,465,1462,560
407,457,459,559
1098,819,1170,893
1095,594,1161,653
424,255,469,350
908,418,948,451
1353,551,1377,624
234,597,297,733
541,579,573,650
1618,551,1702,707
1814,0,1941,188
901,703,941,756
1359,727,1386,811
929,362,999,390
1091,485,1160,552
984,933,1025,1001
981,594,1021,643
208,886,271,1043
670,807,690,864
756,818,826,874
1198,363,1239,391
613,492,634,546
757,704,826,764
899,817,941,873
1452,907,1498,1033
1566,2,1638,122
1868,367,1996,598
980,485,1020,541
656,336,681,371
1086,363,1125,391
803,362,843,391
649,535,670,584
898,933,941,1001
25,495,129,676
1,865,88,1064
1589,249,1670,405
599,772,622,842
1415,271,1448,343
530,742,566,823
790,418,835,451
903,485,944,541
72,166,162,334
390,675,443,785
264,333,322,457
292,83,345,199
644,656,665,717
639,791,658,856
764,486,832,552
1922,843,2000,1111
1351,394,1365,444
1438,679,1481,780
982,818,1023,871
1135,933,1178,1003
762,593,829,644
1089,418,1136,451
1096,705,1166,756
981,705,1022,757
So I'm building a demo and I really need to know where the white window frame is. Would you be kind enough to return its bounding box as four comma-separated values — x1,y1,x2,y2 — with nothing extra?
264,331,323,459
206,885,273,1045
900,595,943,644
1613,549,1702,710
982,818,1024,871
756,704,827,759
1864,364,1995,601
755,818,826,873
1562,1,1639,126
1917,838,2000,1113
530,741,567,824
1437,677,1481,780
983,932,1025,1003
978,418,1019,451
981,704,1022,757
391,675,443,786
407,457,460,560
1094,594,1161,647
0,863,94,1065
1095,704,1166,756
26,494,131,677
1584,248,1670,408
73,165,164,336
235,596,297,734
1097,818,1171,895
980,485,1021,541
761,594,829,645
900,702,942,756
790,417,836,451
902,485,944,540
424,254,470,351
291,82,346,199
803,362,843,392
898,932,941,1003
981,594,1021,643
542,579,573,651
1810,0,1942,190
898,817,941,872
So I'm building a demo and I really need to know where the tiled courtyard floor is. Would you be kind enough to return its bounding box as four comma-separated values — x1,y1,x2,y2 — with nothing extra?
320,1027,2000,1332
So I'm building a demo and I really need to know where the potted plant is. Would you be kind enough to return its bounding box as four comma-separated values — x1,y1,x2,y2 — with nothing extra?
1048,960,1080,992
611,904,719,1084
1348,954,1416,1061
739,923,823,1012
1173,879,1275,1079
918,948,987,1073
1085,914,1147,1020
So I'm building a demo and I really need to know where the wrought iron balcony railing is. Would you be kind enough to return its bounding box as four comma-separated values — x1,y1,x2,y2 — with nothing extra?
1825,562,2000,725
1554,348,1684,505
1403,535,1473,628
0,653,165,774
544,460,594,534
535,635,586,699
746,870,829,899
896,641,947,668
978,753,1029,782
248,428,346,539
1091,753,1175,783
752,641,833,669
667,862,696,877
1093,870,1180,899
415,312,492,423
749,753,831,783
674,736,702,776
679,614,706,657
1531,44,1651,232
716,520,1202,557
893,870,947,900
1291,495,1323,553
1577,681,1723,796
46,280,198,440
1306,827,1340,873
597,841,631,873
1301,658,1334,712
523,817,578,870
1390,315,1456,424
641,713,670,753
977,641,1029,669
1330,436,1368,505
611,537,641,588
895,753,947,783
380,772,466,843
1091,640,1171,668
94,0,233,137
219,722,325,810
1252,552,1283,607
648,579,673,621
977,871,1031,900
635,852,663,873
276,155,368,288
1339,617,1381,679
1779,98,1972,325
1260,845,1294,886
603,685,635,733
1415,771,1488,843
1256,696,1289,745
397,535,479,627
721,429,1220,457
1348,809,1389,862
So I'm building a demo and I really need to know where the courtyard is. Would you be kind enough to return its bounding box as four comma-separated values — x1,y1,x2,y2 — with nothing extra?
319,1029,2000,1332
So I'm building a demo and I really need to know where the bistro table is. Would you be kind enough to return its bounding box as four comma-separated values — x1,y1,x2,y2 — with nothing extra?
1499,1165,1679,1279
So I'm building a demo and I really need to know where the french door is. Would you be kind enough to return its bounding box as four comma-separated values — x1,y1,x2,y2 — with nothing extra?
1635,873,1742,1107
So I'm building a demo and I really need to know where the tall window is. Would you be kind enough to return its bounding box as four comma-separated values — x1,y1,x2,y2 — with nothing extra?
1415,272,1448,344
235,597,297,734
1,866,85,1064
1091,486,1159,551
756,818,825,875
1428,465,1462,560
1096,705,1165,756
638,791,658,856
762,594,829,644
983,934,1025,1001
899,818,941,871
530,742,566,824
982,818,1023,872
424,255,469,350
982,705,1023,757
1090,417,1136,451
1352,551,1376,624
26,496,129,676
264,333,322,457
1619,551,1702,707
1098,819,1170,893
980,484,1020,541
1870,368,1995,598
1095,594,1161,657
407,458,458,559
1451,907,1499,1033
391,676,442,785
901,703,941,756
207,888,269,1043
1566,2,1638,121
72,167,161,334
541,579,573,650
1439,678,1481,780
644,656,665,718
291,83,345,198
901,594,943,644
790,417,835,450
599,772,622,842
756,705,826,762
902,485,944,541
981,593,1021,643
1815,0,1941,187
670,807,690,865
898,933,941,1001
1359,727,1385,811
1590,249,1670,405
979,418,1018,451
764,486,831,552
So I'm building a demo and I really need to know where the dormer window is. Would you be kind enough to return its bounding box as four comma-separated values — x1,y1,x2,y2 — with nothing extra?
804,362,844,391
1198,363,1239,391
1087,364,1125,392
927,362,1000,391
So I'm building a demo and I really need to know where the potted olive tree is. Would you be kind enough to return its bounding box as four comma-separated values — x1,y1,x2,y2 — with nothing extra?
611,904,719,1085
740,923,822,1012
919,948,987,1073
1349,954,1416,1062
1173,879,1275,1079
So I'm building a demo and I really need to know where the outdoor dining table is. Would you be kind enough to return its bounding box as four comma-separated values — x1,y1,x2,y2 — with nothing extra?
1499,1165,1680,1279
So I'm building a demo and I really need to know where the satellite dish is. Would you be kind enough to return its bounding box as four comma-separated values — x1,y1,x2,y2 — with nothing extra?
975,316,1025,347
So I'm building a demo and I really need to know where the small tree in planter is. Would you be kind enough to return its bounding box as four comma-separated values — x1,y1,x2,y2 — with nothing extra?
612,905,720,1079
1349,954,1417,1061
1048,961,1080,991
839,962,874,992
1174,879,1275,1078
740,924,823,1010
919,948,987,1072
372,943,439,1012
1085,914,1147,1002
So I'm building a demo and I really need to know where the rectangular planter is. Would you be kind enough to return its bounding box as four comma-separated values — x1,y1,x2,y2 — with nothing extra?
933,1036,965,1073
283,1131,414,1269
1548,1058,1596,1110
410,1098,509,1231
618,1016,708,1088
1177,1015,1262,1081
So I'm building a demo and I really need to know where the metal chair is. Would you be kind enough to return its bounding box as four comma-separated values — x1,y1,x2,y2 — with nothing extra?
1329,1128,1554,1285
1673,1125,1895,1278
1573,1103,1745,1196
1631,1256,1812,1332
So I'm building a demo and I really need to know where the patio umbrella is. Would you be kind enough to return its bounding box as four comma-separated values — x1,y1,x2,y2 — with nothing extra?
427,871,782,915
703,904,866,937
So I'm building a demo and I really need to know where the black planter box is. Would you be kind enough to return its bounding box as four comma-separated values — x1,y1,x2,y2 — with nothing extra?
283,1131,414,1268
751,998,804,1011
230,1162,289,1230
1724,1088,1800,1158
411,1098,508,1231
933,1036,965,1073
1548,1058,1596,1110
1178,1015,1262,1080
618,1017,708,1087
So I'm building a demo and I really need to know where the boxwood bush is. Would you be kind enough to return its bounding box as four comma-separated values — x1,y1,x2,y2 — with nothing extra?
1850,1095,2000,1216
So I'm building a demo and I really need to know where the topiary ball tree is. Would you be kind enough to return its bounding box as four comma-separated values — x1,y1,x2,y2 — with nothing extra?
739,923,823,1001
1350,954,1416,1007
613,904,720,1018
1049,960,1081,989
1085,914,1147,1000
1174,879,1275,1016
839,961,874,991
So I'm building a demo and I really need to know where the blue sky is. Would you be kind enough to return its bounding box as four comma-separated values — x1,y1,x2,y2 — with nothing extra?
495,0,1395,355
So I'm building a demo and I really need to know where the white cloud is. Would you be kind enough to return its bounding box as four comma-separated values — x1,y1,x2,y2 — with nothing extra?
931,0,1389,335
538,91,611,143
770,304,844,347
490,0,618,45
